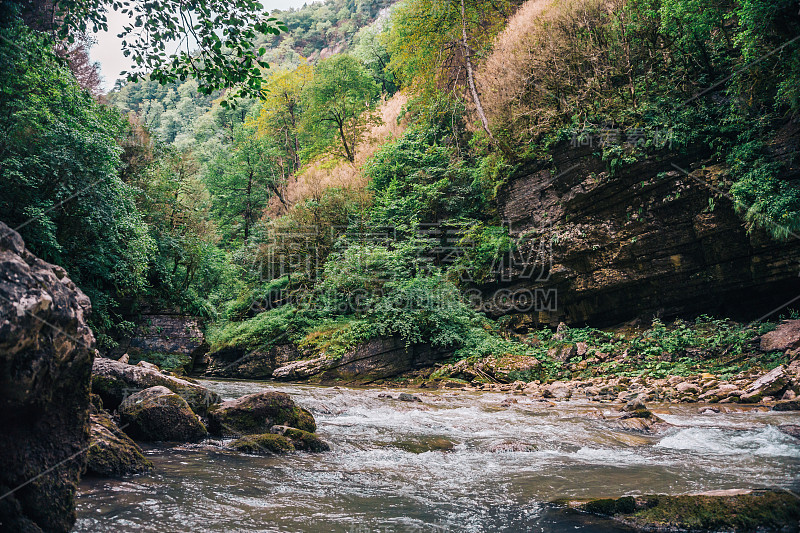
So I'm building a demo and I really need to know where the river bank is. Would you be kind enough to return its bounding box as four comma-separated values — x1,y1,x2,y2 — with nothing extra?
75,379,800,532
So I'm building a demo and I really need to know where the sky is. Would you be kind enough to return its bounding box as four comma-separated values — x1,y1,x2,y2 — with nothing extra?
89,0,315,91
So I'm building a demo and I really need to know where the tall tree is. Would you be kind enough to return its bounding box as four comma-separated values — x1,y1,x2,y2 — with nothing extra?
205,122,286,243
301,54,380,163
255,64,313,172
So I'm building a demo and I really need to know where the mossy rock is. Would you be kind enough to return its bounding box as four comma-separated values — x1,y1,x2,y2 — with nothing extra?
207,391,315,437
119,386,208,443
273,426,330,452
583,496,636,516
89,393,104,411
92,357,220,415
229,433,295,454
578,490,800,532
85,410,153,477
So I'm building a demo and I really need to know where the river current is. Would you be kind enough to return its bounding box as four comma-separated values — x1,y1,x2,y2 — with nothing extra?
74,380,800,532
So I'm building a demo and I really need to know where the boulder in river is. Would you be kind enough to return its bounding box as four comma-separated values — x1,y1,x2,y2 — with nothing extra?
778,424,800,440
270,425,330,452
206,391,315,436
0,222,95,533
118,386,208,443
613,403,672,434
85,407,153,477
773,399,800,411
92,356,220,415
228,433,295,454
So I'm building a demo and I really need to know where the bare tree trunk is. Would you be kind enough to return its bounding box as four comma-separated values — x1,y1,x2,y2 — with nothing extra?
460,0,494,141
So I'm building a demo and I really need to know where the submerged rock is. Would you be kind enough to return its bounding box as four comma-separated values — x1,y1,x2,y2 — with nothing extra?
569,489,800,532
398,392,422,402
270,425,330,452
92,357,220,414
778,424,800,440
613,403,672,434
0,222,94,533
486,440,536,453
206,391,315,436
386,437,455,454
85,408,153,477
772,399,800,411
118,386,208,443
229,433,295,454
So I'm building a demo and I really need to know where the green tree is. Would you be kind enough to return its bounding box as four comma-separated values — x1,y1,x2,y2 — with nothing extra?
300,54,380,162
1,0,287,101
205,121,286,243
0,23,154,343
352,22,397,95
254,64,314,173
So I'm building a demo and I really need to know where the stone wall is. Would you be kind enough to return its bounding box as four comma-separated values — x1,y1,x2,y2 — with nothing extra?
112,314,207,369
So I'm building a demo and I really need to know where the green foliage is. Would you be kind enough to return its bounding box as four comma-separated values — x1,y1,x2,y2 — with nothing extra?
3,0,287,102
205,120,285,243
529,316,776,380
365,119,485,228
128,351,192,373
300,54,381,162
0,24,154,343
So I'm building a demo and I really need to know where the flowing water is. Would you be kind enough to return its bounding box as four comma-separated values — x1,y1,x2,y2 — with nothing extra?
75,380,800,532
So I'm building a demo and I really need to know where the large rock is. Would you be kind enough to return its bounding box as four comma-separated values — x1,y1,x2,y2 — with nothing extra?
92,357,220,414
272,337,454,383
270,425,330,452
85,408,153,477
206,391,315,436
491,138,800,327
612,405,672,434
228,433,295,454
760,320,800,352
773,399,800,411
0,222,95,532
571,490,800,532
739,365,789,403
118,386,208,443
204,343,302,379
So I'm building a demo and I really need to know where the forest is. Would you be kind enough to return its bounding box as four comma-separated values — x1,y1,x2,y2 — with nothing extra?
3,0,799,364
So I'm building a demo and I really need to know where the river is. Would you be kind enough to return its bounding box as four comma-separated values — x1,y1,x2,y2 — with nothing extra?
74,379,800,532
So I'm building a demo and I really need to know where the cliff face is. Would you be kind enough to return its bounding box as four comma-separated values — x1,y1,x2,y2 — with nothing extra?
491,135,800,327
0,222,95,532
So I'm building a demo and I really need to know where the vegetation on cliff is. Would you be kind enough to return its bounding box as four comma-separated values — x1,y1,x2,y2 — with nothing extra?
2,0,799,373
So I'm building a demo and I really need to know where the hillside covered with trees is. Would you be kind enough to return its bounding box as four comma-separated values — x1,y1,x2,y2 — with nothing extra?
3,0,800,531
3,0,800,368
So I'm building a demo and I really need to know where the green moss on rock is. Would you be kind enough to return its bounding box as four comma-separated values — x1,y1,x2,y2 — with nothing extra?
229,434,295,454
207,391,316,436
577,490,800,532
85,410,153,477
119,386,208,443
282,428,330,452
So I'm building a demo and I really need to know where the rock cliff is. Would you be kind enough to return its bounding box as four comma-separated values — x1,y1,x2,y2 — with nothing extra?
0,222,94,532
491,138,800,327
